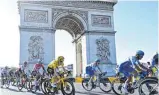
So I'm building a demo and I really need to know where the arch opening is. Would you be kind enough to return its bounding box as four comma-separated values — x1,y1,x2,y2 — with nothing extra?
54,15,85,76
55,29,75,67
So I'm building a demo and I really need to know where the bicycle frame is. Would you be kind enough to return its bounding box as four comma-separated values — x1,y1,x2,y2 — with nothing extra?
53,75,66,86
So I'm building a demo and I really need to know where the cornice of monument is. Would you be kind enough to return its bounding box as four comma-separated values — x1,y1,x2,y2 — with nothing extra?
18,0,117,11
72,30,117,43
19,26,56,33
84,30,117,36
19,26,54,30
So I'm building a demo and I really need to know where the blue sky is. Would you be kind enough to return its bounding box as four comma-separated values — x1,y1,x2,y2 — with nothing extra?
114,1,158,63
0,0,158,67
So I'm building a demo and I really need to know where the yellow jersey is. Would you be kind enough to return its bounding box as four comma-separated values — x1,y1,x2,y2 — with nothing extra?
48,60,64,69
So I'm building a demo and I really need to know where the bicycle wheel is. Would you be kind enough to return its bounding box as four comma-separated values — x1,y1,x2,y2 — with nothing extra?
0,78,4,87
61,79,75,95
10,78,15,86
139,78,158,95
82,78,93,91
40,78,47,94
29,79,37,93
99,78,112,93
4,78,10,88
111,77,125,95
12,80,16,86
43,79,55,95
17,80,23,91
25,78,30,91
28,78,34,91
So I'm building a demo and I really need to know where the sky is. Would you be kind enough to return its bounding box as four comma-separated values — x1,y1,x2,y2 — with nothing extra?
0,0,158,67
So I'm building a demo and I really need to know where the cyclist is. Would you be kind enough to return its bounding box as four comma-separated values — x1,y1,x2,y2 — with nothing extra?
8,68,15,78
118,50,149,94
1,66,9,88
47,56,66,93
86,59,102,87
32,59,46,89
19,61,29,78
145,52,158,94
151,52,158,75
14,61,29,83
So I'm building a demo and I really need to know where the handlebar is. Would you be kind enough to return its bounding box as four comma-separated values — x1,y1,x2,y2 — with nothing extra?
57,70,71,77
99,71,107,76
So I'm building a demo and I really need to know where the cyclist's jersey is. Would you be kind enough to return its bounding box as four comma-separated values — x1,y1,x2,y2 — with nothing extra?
33,63,44,72
89,62,100,73
20,65,25,71
19,65,28,72
48,60,64,69
1,68,8,75
8,69,14,76
119,56,140,72
142,63,149,68
152,53,158,66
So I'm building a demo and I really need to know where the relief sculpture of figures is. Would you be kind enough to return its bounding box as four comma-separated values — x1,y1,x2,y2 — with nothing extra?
96,37,111,64
28,36,44,62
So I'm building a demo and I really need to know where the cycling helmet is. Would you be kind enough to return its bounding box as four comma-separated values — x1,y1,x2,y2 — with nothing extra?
5,66,8,69
95,59,100,65
24,61,27,65
136,50,144,59
58,56,64,63
95,59,100,63
38,59,42,64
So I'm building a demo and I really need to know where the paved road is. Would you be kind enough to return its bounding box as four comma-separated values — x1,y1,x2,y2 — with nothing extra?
0,83,140,95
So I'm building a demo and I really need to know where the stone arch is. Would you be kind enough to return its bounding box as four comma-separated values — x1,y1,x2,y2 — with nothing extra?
53,12,88,33
18,0,117,77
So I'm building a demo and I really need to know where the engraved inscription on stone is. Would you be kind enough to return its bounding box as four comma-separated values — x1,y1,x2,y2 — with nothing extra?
91,15,111,27
24,9,48,23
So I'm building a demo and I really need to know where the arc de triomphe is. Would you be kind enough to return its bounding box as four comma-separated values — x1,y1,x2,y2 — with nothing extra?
18,0,117,76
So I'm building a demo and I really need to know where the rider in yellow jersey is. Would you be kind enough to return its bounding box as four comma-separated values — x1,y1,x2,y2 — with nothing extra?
47,56,66,92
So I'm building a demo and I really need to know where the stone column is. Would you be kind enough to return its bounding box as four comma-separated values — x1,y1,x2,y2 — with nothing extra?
73,41,77,77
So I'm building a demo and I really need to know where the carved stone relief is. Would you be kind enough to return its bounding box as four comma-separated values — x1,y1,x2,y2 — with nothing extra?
52,9,88,25
96,37,111,64
24,9,48,23
91,15,111,27
28,36,44,62
55,17,83,36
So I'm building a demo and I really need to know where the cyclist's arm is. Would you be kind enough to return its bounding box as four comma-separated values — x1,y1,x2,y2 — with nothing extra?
61,63,66,73
54,68,58,76
138,63,149,70
97,66,102,73
130,57,142,72
134,63,147,72
33,64,36,71
42,65,46,72
62,67,66,72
